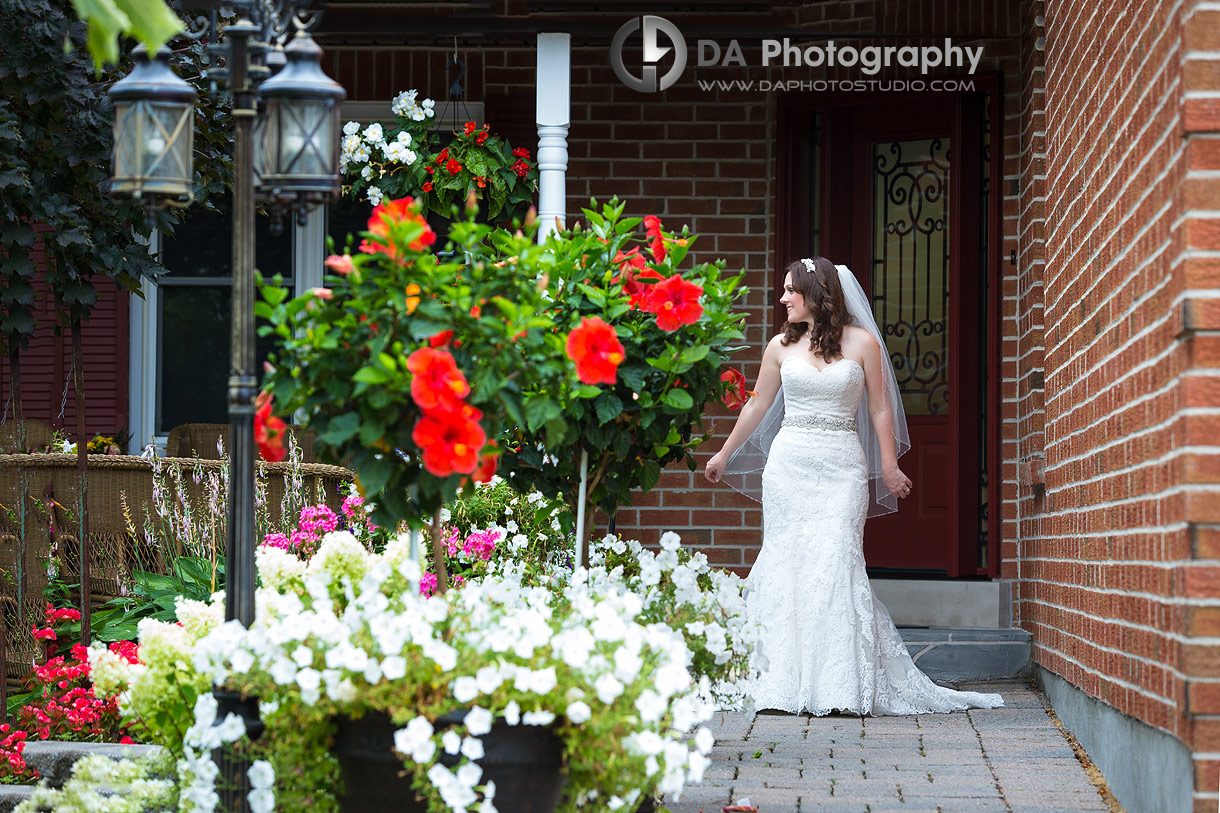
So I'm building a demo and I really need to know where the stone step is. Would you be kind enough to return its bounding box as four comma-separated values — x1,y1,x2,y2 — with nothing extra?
21,741,166,789
900,626,1032,682
0,785,33,813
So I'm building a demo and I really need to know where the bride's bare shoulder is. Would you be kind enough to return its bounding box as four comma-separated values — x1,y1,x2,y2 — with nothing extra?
843,325,877,349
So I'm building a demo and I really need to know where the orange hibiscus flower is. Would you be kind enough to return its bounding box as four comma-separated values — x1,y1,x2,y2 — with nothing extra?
565,316,626,385
359,197,437,259
407,346,470,412
645,273,704,332
254,391,287,462
720,368,755,410
412,406,486,477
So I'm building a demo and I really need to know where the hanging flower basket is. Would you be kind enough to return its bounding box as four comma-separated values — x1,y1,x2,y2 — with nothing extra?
340,89,539,225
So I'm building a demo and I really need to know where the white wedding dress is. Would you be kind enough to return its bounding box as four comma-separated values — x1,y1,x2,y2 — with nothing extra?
743,356,1004,715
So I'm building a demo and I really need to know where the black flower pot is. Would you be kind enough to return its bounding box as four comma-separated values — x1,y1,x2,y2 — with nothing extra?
334,710,567,812
635,796,657,813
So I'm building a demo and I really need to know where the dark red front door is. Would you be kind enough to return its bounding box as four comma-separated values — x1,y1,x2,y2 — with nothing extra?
776,88,998,577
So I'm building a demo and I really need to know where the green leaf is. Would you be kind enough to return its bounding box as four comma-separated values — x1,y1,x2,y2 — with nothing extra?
679,344,711,365
113,0,182,54
639,459,662,492
593,392,623,425
524,395,562,432
319,412,362,444
662,389,694,410
353,366,392,384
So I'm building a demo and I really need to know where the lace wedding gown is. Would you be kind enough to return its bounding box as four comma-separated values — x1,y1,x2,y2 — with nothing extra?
744,356,1004,715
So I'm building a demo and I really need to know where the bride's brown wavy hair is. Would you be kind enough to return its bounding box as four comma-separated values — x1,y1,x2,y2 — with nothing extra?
780,256,851,359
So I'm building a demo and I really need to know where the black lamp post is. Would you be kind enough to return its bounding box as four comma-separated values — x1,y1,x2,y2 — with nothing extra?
109,4,344,808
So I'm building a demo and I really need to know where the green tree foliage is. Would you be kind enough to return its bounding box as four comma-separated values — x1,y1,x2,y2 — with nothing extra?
0,0,230,377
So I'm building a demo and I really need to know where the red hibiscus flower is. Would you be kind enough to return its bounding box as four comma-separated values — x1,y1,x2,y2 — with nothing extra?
412,407,486,477
447,158,463,175
359,196,437,259
613,255,663,309
720,368,755,410
644,215,667,262
644,215,663,237
645,274,704,331
324,254,355,275
429,329,453,348
254,391,287,462
407,346,470,412
565,316,626,385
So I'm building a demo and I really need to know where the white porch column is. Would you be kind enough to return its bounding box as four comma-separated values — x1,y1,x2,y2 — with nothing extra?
536,33,570,242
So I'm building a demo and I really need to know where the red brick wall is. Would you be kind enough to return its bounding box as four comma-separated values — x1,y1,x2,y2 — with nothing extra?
321,0,1026,574
1020,0,1220,807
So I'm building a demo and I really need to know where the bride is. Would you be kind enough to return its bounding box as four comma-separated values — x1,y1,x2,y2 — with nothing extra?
704,256,1003,716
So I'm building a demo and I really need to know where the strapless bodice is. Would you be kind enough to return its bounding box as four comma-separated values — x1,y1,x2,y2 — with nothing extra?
780,356,865,423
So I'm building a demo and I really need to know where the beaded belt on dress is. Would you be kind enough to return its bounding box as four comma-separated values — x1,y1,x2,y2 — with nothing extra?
781,415,857,432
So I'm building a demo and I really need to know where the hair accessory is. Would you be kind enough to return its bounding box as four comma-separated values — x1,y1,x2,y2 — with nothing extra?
800,257,816,273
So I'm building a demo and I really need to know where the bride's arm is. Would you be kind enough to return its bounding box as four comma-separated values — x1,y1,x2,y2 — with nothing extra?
703,335,784,483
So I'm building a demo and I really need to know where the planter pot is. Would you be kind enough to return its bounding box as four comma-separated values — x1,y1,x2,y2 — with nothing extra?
334,710,566,812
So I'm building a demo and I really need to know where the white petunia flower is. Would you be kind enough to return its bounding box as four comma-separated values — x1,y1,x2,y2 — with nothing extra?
442,729,462,755
465,706,493,736
522,710,556,726
460,736,485,760
565,701,592,724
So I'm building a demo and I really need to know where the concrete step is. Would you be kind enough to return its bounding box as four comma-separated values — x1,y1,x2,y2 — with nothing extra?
21,741,165,790
0,785,33,813
900,626,1032,682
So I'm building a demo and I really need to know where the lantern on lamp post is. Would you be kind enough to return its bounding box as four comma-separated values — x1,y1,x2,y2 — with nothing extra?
256,30,346,224
108,45,196,207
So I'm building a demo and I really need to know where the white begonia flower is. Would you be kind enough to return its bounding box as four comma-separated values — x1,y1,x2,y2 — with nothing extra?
362,122,384,144
566,701,592,724
361,165,373,180
442,729,462,755
394,717,436,763
461,736,485,760
522,710,556,726
465,706,494,736
343,120,360,135
366,185,384,207
503,700,521,725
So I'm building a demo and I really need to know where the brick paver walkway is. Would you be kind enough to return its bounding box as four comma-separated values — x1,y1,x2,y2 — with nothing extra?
665,681,1112,813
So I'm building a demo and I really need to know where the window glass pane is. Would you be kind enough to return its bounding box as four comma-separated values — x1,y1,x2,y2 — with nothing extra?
159,203,293,280
871,137,951,417
156,286,282,434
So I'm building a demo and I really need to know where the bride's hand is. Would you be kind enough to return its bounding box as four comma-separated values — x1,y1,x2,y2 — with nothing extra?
884,466,912,499
704,451,727,483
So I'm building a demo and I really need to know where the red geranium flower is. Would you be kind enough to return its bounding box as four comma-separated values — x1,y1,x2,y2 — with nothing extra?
565,316,626,385
720,368,755,410
645,274,704,332
407,346,469,412
359,196,437,259
254,391,287,462
412,406,486,477
447,158,463,175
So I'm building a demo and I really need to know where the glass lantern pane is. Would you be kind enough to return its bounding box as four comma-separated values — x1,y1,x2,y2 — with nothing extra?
112,102,140,185
282,100,332,177
149,103,192,185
